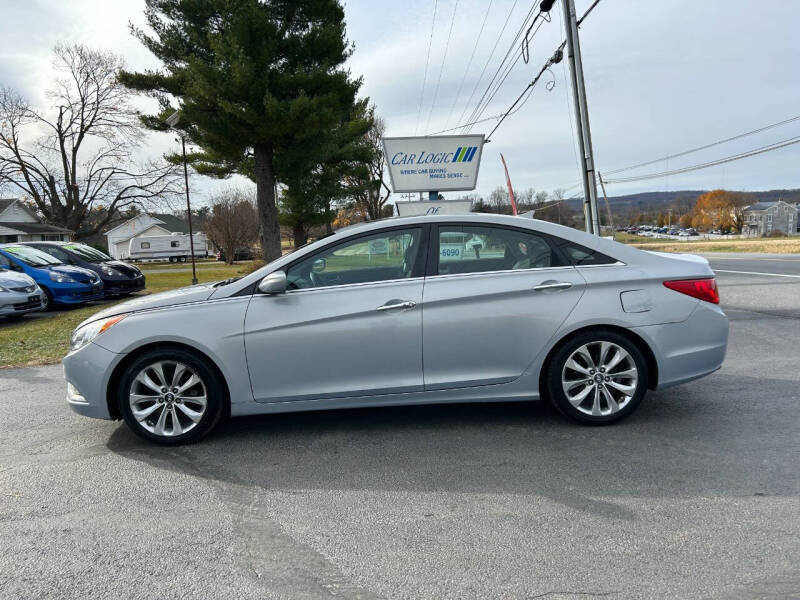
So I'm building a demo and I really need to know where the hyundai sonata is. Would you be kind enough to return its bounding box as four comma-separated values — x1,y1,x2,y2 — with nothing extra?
63,214,728,444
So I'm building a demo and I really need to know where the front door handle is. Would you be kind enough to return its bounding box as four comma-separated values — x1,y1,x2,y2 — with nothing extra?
533,281,573,292
376,300,416,311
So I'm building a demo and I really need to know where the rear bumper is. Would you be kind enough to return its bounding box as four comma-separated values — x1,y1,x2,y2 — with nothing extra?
632,301,729,389
62,342,124,420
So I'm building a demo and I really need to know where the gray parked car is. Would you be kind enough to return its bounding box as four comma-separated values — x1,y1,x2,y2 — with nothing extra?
63,214,728,444
0,262,45,318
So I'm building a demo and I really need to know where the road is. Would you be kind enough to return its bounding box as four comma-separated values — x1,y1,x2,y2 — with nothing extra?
1,254,799,599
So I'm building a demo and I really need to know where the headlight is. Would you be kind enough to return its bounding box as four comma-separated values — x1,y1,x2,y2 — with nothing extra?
0,286,8,293
50,271,77,283
69,314,127,353
101,266,122,277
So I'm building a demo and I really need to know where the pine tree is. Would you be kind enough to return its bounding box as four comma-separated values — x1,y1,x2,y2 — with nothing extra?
119,0,362,261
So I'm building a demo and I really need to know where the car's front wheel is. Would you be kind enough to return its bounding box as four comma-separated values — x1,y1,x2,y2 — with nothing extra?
118,348,226,444
545,330,648,424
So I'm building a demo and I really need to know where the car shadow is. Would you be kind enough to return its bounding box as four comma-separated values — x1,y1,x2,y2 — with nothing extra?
105,372,799,520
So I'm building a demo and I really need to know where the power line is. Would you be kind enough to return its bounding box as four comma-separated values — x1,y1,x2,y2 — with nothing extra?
444,0,494,129
465,16,548,133
414,0,438,136
486,46,564,140
604,114,800,175
480,0,602,140
453,0,520,133
425,0,460,134
603,135,800,184
462,3,540,133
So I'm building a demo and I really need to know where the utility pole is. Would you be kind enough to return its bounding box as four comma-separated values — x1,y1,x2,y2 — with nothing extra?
561,0,600,236
597,172,614,238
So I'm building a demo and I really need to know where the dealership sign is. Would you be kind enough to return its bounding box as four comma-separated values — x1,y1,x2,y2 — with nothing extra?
382,135,485,193
395,199,473,216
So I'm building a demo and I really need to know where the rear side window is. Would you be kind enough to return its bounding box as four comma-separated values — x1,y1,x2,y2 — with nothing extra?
558,241,617,266
435,225,563,275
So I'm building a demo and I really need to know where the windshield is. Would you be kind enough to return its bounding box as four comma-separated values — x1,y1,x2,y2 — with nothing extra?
1,245,63,267
62,243,113,263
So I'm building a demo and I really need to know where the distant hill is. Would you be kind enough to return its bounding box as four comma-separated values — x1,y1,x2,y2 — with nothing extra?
564,188,800,221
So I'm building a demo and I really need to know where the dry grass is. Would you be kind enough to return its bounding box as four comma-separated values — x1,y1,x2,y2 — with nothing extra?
627,238,800,254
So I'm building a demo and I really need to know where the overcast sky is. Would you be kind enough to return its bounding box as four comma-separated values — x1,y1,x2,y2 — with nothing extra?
2,0,799,205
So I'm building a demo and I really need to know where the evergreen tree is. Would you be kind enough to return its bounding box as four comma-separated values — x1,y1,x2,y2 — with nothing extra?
119,0,362,261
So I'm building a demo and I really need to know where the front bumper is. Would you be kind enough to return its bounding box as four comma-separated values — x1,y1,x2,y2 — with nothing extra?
632,301,729,389
103,275,145,296
62,342,124,420
0,290,45,316
52,281,104,304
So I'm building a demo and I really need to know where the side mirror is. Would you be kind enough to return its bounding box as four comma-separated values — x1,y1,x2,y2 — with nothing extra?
257,271,287,295
311,258,326,273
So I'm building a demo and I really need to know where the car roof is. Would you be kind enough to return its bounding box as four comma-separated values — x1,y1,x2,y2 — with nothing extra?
336,213,603,245
20,241,69,245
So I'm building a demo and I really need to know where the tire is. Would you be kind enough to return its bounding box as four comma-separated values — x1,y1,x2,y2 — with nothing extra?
545,329,649,425
118,348,226,445
40,287,54,311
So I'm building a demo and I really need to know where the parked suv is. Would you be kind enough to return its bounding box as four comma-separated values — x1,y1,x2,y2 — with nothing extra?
0,263,45,318
24,242,145,297
0,244,103,310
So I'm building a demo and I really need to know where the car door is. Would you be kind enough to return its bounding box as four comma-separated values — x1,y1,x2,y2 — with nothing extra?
422,223,586,390
244,226,427,403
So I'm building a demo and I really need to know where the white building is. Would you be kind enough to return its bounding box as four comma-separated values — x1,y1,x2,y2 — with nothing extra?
104,213,213,259
0,199,72,243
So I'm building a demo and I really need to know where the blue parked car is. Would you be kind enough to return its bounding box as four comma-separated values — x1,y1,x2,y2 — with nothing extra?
0,244,104,310
23,241,145,297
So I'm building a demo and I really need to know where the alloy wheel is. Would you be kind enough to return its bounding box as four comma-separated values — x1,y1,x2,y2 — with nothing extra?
561,341,639,417
128,361,207,437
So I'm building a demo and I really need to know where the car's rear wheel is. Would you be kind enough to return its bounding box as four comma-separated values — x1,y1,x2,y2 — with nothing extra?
118,348,225,445
545,330,648,424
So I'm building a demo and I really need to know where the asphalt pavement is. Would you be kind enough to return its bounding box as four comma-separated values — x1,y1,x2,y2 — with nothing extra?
0,253,799,599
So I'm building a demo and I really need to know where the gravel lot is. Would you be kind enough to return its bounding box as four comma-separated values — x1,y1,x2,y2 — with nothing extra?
1,254,798,599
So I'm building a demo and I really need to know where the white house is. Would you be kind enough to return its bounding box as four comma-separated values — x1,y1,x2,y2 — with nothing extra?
105,213,213,259
0,199,73,243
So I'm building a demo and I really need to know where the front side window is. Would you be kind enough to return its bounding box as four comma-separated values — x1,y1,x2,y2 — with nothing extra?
435,225,560,275
171,241,179,248
141,242,150,249
286,228,422,290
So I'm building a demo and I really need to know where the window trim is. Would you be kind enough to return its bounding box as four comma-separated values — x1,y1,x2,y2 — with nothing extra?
276,223,431,294
426,222,569,277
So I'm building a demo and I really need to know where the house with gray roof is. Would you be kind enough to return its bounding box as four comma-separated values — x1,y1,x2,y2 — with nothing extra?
0,199,73,243
742,200,799,236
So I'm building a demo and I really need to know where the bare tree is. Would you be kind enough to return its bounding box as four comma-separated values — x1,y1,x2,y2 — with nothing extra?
489,186,509,208
0,43,180,238
346,111,391,221
205,188,259,264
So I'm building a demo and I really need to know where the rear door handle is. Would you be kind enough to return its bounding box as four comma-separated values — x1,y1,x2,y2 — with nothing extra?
376,300,416,311
533,281,573,291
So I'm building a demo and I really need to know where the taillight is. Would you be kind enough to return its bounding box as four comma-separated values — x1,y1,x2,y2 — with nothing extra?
663,278,719,304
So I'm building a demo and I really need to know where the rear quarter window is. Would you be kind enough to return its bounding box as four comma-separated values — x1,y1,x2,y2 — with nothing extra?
558,241,618,266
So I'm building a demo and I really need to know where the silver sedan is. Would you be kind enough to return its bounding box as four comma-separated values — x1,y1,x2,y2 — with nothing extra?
63,214,728,444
